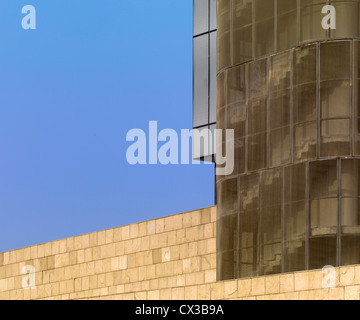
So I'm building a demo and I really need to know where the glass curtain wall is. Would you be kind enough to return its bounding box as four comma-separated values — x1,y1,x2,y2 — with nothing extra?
217,0,360,280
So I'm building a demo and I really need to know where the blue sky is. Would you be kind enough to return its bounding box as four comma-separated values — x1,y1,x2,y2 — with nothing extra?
0,0,214,252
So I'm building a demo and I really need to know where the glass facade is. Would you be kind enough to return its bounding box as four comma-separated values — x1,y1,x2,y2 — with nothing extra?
217,0,360,280
193,0,217,160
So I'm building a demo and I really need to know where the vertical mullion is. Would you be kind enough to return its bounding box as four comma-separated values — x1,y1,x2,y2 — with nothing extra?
274,0,278,53
297,0,301,45
259,171,263,276
305,161,310,270
281,167,286,273
317,42,321,159
351,40,355,156
338,160,341,266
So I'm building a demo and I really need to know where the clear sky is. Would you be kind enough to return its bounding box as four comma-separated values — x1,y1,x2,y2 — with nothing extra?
0,0,215,252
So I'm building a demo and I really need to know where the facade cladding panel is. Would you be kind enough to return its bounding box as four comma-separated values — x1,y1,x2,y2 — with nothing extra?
193,0,217,160
216,0,360,280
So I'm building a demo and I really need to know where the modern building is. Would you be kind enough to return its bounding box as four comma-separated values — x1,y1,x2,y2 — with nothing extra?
2,0,360,301
213,0,360,281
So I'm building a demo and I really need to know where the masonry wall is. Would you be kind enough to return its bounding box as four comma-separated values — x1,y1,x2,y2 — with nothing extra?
0,205,360,300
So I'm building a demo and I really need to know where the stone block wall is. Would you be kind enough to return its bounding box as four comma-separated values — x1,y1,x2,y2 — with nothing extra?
1,205,360,300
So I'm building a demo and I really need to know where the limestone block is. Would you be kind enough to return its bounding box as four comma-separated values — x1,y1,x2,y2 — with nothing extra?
265,275,280,294
237,279,252,298
201,254,213,271
51,282,60,296
186,226,204,242
23,248,31,261
185,271,204,286
83,248,92,263
106,272,115,286
44,243,52,257
224,280,238,299
122,226,130,241
191,211,201,226
283,291,300,300
88,275,96,290
176,229,186,245
141,280,150,291
167,231,177,246
205,270,216,283
127,254,136,269
155,219,165,234
185,286,198,300
103,244,116,259
89,232,98,247
42,270,50,284
65,237,74,252
59,281,67,295
204,223,214,239
77,250,85,264
206,238,216,254
182,212,192,228
159,288,172,300
161,247,171,262
188,242,198,257
97,273,105,288
197,240,207,255
47,256,55,270
135,252,146,266
130,224,139,239
183,257,201,273
140,236,150,251
69,251,77,265
308,269,325,290
197,284,211,300
100,287,109,296
111,257,119,271
115,241,125,256
328,287,344,300
155,262,165,277
294,271,309,291
30,246,37,260
278,274,294,293
345,285,360,300
135,291,147,300
210,206,217,222
55,253,69,269
167,276,177,288
145,265,155,280
201,208,212,225
150,279,159,290
210,282,224,300
105,229,113,244
149,235,159,250
59,239,67,253
143,251,153,266
37,244,45,258
340,266,355,286
102,258,112,273
132,238,141,253
172,287,185,300
170,246,180,261
176,275,185,287
138,222,147,237
179,244,188,259
147,220,156,235
148,290,160,300
158,277,168,289
152,249,162,264
251,277,266,296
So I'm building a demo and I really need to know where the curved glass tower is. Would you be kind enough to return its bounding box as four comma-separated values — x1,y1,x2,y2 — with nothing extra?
216,0,360,280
